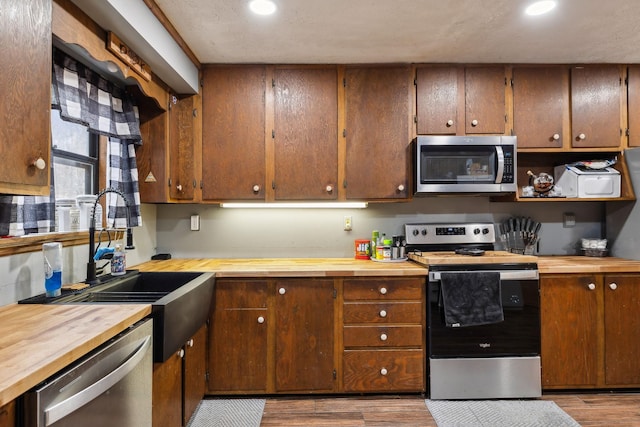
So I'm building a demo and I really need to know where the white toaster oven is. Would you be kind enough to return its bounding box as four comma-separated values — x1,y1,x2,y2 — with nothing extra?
554,165,621,198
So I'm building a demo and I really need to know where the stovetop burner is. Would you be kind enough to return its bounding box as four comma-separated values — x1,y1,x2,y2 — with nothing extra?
404,222,496,253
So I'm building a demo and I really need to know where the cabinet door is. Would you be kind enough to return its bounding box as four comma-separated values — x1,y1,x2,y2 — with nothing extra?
273,67,338,200
513,67,567,148
208,279,268,392
202,66,266,200
416,67,459,135
603,274,640,386
345,66,412,199
464,67,506,134
274,278,335,392
169,95,196,201
153,351,183,427
0,0,51,195
540,275,600,388
571,65,622,148
628,66,640,147
0,400,15,427
183,324,208,425
138,105,169,203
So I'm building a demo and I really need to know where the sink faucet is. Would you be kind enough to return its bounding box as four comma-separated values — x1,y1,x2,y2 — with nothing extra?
85,187,135,284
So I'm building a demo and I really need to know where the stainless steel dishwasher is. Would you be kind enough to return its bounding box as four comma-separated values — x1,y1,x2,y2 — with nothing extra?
24,319,153,427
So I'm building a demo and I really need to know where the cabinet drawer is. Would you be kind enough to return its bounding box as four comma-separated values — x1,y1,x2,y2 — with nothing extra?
344,278,424,301
343,349,424,392
343,325,423,348
343,302,422,324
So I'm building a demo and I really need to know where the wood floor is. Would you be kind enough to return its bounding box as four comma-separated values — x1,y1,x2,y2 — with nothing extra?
259,392,640,426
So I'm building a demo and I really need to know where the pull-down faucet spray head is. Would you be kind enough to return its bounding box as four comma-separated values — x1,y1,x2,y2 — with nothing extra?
85,187,135,284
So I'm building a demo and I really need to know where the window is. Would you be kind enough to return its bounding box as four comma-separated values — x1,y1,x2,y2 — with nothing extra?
50,110,99,199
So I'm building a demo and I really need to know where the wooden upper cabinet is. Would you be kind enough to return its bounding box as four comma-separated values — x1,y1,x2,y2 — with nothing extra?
627,66,640,147
345,66,412,200
169,95,197,201
416,66,506,135
464,66,507,134
416,67,458,134
570,65,623,149
0,0,51,195
513,67,568,149
273,67,338,200
201,66,266,201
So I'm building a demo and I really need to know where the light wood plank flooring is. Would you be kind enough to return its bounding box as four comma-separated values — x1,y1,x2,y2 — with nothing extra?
259,393,640,426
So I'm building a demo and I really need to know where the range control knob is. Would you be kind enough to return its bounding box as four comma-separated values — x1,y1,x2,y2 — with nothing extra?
421,229,427,236
412,229,419,236
482,228,490,234
473,228,480,235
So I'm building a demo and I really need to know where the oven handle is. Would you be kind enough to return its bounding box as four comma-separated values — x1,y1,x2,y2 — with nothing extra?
44,334,151,426
495,146,505,183
429,269,539,281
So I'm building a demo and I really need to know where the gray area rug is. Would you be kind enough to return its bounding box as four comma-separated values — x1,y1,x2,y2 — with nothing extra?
187,398,265,427
426,399,581,427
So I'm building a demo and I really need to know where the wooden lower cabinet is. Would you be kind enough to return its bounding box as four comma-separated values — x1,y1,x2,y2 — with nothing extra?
342,277,426,393
541,273,640,389
0,400,15,427
153,324,208,427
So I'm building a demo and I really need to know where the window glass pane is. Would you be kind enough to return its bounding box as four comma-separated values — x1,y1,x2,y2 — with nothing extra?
50,110,90,156
53,158,94,199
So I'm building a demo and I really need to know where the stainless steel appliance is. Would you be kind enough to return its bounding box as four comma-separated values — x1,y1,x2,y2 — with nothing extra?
405,222,541,400
414,135,517,194
24,319,153,426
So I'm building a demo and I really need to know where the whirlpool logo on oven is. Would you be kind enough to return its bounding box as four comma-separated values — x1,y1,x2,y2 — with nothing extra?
479,343,491,348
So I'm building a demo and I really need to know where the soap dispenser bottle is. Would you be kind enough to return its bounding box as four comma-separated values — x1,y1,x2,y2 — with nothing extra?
111,243,126,276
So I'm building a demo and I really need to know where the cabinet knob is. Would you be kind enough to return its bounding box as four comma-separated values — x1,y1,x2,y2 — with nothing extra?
178,349,185,358
326,185,333,193
252,184,260,193
609,282,618,290
379,287,387,295
471,119,479,127
32,157,46,170
379,309,387,318
380,368,388,376
176,184,183,192
279,287,286,295
446,119,454,127
552,133,560,141
397,184,405,192
187,339,194,347
587,283,596,290
380,333,388,341
257,316,265,324
578,133,586,140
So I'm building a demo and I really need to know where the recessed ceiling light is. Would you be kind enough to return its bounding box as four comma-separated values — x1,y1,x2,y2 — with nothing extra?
249,0,277,15
525,0,557,16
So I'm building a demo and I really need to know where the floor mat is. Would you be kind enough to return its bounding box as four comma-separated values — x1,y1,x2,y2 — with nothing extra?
426,399,581,427
187,398,265,427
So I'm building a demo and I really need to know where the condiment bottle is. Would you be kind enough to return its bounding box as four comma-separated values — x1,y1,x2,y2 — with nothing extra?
371,230,379,260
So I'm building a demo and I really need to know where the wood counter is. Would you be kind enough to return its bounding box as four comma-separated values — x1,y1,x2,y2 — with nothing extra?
537,256,640,274
0,304,151,407
133,258,429,277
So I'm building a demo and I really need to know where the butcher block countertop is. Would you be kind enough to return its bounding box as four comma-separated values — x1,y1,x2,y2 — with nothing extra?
0,304,151,407
133,257,429,277
536,255,640,274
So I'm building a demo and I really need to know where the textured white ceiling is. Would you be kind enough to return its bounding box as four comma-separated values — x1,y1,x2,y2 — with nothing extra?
154,0,640,64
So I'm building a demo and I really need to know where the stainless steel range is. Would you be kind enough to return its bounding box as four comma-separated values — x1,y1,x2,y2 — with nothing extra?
405,222,541,400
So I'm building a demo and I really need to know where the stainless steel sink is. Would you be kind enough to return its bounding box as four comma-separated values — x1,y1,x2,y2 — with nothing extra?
55,271,215,362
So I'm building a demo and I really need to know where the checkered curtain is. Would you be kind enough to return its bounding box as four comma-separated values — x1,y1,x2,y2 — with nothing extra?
51,49,142,229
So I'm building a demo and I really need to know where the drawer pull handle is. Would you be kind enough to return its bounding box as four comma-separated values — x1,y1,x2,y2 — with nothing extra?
379,310,387,318
609,282,618,290
257,316,265,324
587,283,596,290
380,333,388,341
471,119,478,127
279,287,286,295
380,368,388,376
446,119,454,127
379,287,387,295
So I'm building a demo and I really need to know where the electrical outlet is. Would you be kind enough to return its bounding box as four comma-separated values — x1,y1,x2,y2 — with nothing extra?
344,215,352,231
563,212,575,228
190,214,200,231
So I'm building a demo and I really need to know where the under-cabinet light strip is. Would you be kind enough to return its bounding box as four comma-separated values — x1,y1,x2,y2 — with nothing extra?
220,202,368,209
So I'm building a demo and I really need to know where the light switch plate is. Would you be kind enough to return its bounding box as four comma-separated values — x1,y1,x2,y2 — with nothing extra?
344,215,352,231
190,214,200,231
563,212,575,228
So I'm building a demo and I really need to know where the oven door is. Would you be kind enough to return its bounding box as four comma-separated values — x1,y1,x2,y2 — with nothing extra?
428,266,540,358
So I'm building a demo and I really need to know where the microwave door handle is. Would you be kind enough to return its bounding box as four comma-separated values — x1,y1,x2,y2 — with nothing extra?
495,146,505,183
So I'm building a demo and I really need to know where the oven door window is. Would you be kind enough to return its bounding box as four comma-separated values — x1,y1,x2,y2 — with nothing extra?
420,145,496,185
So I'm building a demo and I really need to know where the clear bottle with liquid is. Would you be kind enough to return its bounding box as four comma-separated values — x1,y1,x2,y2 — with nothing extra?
43,242,62,297
111,243,126,276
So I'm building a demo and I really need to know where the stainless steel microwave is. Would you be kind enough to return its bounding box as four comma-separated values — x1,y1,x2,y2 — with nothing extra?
414,135,517,194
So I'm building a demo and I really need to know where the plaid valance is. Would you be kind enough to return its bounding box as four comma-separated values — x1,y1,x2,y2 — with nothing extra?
51,49,142,143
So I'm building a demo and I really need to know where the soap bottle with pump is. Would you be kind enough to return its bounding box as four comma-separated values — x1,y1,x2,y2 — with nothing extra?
111,243,126,276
